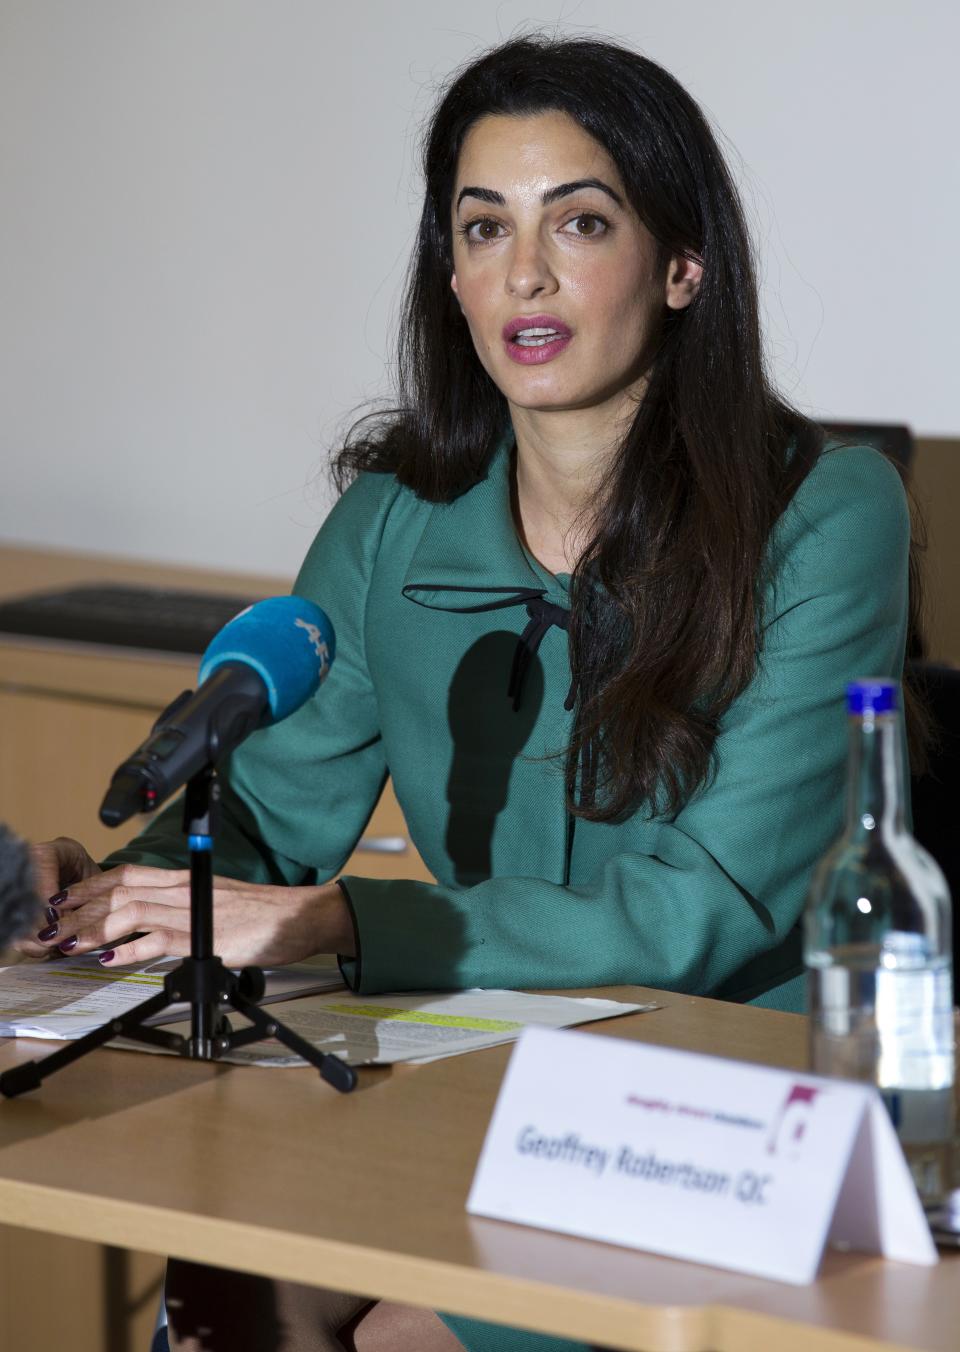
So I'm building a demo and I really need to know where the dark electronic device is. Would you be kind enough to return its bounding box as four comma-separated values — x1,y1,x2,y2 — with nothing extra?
0,584,260,655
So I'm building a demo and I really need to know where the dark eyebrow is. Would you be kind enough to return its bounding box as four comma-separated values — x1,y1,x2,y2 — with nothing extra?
541,178,624,208
455,186,506,210
455,177,624,213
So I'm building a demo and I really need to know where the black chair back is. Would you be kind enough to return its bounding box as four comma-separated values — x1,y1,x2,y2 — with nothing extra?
822,421,915,473
908,662,960,1003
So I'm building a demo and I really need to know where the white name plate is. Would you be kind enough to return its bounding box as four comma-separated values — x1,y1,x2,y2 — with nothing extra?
467,1026,937,1284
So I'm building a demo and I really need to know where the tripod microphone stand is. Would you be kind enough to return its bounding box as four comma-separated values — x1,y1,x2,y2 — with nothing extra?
0,766,357,1099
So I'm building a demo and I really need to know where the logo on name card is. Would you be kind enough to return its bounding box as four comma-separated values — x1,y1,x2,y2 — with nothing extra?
766,1084,822,1159
625,1091,765,1134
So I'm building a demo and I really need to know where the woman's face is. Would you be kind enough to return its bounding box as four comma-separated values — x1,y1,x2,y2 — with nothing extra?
450,110,699,422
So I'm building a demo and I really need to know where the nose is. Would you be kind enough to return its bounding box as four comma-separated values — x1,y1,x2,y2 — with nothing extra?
505,231,558,300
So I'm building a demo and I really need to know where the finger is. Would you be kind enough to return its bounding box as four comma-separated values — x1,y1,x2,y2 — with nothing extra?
34,896,115,943
54,880,192,923
26,895,62,944
13,936,63,959
53,867,179,908
30,851,61,904
99,929,191,967
38,885,190,950
54,864,190,910
65,837,103,882
54,867,235,915
50,899,193,957
32,894,118,946
31,837,100,897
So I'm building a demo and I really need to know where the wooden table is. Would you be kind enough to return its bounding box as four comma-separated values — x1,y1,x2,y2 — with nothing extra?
1,988,957,1352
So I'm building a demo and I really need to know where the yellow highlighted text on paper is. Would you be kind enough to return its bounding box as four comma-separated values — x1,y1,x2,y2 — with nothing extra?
323,1004,522,1033
57,971,165,986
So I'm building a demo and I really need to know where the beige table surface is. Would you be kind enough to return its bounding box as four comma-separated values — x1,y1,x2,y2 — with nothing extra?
1,987,957,1352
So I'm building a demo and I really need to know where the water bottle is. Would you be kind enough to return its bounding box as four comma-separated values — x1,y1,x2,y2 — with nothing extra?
805,677,955,1205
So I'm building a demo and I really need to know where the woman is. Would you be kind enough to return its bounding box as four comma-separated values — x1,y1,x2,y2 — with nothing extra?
29,35,914,1352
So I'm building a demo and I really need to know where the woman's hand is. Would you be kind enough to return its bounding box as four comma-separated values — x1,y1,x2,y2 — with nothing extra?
15,837,104,958
31,835,102,897
30,864,356,968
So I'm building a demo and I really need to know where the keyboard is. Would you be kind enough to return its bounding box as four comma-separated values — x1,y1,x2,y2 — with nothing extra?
0,584,263,656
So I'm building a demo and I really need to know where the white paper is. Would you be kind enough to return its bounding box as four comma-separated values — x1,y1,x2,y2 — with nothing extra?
112,989,655,1067
467,1026,936,1284
0,953,344,1039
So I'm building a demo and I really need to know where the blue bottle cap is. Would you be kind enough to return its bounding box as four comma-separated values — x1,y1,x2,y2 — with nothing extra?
846,678,899,715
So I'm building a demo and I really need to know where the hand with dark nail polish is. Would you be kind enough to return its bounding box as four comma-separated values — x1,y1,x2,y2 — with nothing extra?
98,950,115,964
58,936,79,953
48,890,68,906
37,923,59,942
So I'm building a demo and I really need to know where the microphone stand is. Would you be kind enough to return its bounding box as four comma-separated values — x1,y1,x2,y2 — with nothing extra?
0,766,357,1099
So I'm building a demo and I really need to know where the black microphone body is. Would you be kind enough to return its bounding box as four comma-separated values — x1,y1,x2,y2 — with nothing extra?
99,663,267,827
98,595,335,829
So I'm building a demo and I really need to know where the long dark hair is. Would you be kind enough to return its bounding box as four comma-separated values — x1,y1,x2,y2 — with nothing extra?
335,35,924,819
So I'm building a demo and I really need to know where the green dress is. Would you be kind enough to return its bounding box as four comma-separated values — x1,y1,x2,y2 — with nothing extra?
107,438,909,1352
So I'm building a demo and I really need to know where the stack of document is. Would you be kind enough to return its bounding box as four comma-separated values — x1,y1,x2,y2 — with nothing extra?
201,988,657,1067
0,955,655,1066
0,953,344,1039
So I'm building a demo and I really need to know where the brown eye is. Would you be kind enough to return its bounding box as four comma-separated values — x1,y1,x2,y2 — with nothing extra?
562,213,609,238
463,217,504,244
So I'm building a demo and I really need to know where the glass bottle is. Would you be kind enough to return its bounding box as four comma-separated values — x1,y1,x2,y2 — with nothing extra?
805,677,955,1205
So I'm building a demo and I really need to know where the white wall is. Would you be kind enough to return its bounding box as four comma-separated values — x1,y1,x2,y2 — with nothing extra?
2,0,957,577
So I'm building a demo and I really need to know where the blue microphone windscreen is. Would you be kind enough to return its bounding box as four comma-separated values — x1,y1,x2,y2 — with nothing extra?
198,596,335,721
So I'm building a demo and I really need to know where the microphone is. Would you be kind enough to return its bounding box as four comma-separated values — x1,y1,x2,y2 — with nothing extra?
0,824,36,948
99,597,335,827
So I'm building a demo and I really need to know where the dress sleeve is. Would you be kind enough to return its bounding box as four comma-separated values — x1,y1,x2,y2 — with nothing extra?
337,447,912,996
102,472,399,883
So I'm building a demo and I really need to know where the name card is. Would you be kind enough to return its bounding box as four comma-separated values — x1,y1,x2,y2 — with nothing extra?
467,1026,937,1285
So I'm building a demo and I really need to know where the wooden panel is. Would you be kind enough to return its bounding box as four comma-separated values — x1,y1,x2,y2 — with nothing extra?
0,1227,165,1352
0,688,158,861
0,639,198,708
0,1225,108,1352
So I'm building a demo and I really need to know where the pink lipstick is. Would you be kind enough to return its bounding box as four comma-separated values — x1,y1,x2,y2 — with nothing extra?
502,313,573,366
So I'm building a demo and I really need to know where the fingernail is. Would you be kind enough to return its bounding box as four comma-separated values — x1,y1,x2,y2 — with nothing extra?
48,890,68,906
58,936,79,953
99,950,115,964
37,923,59,942
45,906,60,924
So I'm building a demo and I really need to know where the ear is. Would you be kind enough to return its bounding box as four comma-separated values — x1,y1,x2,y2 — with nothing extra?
665,251,703,310
450,272,460,300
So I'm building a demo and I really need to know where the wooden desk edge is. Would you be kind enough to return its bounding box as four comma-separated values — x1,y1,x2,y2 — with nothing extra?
0,1176,904,1352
